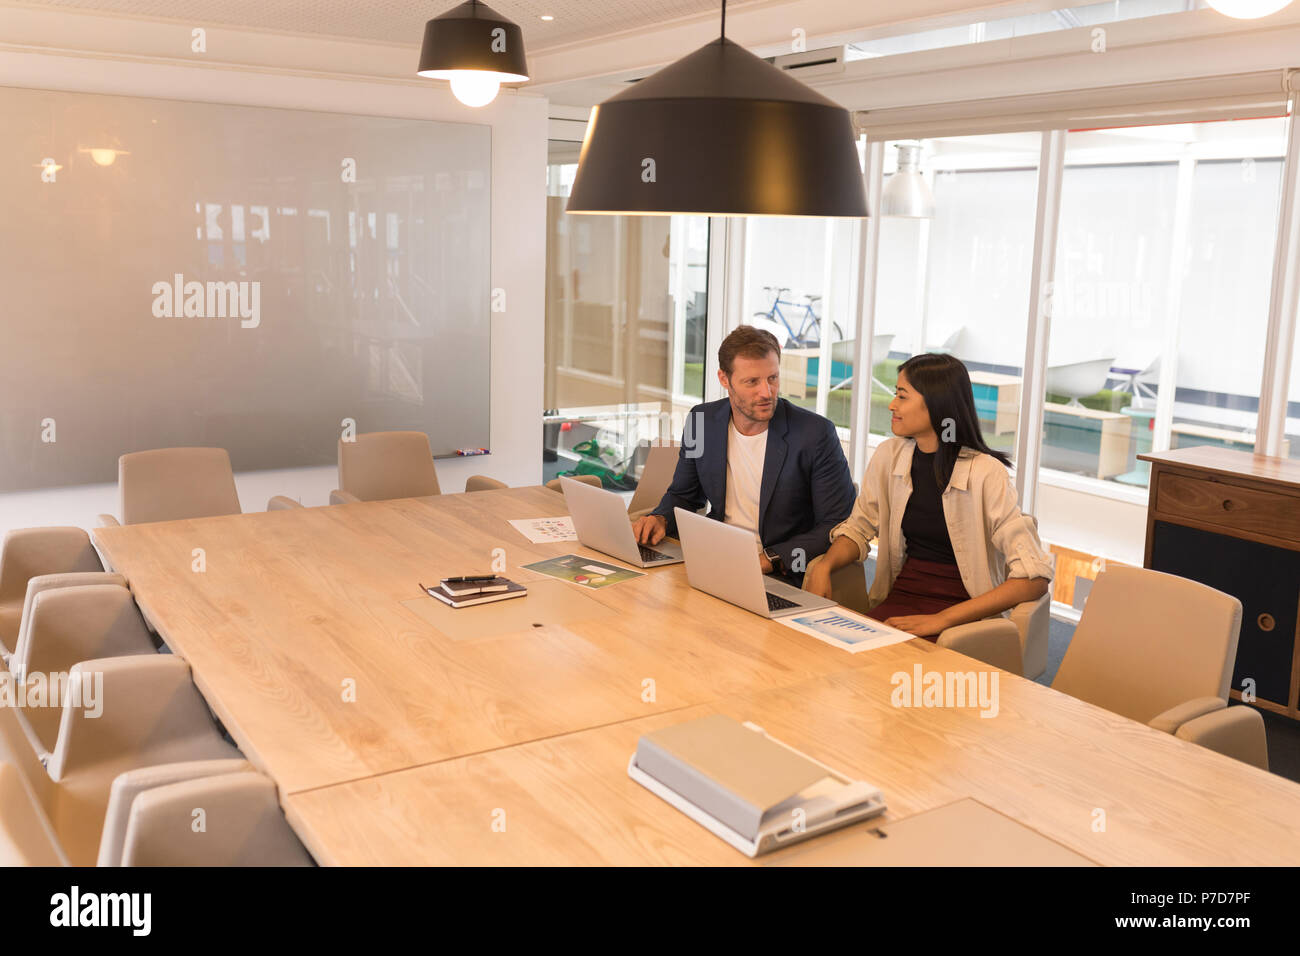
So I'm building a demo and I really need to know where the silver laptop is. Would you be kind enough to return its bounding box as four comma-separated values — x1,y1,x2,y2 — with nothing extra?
674,507,836,618
561,476,683,568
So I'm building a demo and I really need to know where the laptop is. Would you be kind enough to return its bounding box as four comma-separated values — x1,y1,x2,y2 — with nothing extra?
673,507,836,618
560,476,683,568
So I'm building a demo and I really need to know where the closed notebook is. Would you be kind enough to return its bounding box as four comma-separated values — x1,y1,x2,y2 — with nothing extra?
425,579,527,608
634,714,851,842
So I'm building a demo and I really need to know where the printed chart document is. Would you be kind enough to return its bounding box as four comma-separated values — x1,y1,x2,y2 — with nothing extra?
522,553,644,590
779,606,916,653
507,517,577,544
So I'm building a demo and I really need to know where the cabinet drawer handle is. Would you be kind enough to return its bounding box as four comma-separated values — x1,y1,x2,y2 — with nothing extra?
1257,613,1275,632
1221,498,1235,511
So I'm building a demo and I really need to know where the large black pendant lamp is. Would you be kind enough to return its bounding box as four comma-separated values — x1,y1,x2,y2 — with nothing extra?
417,1,529,108
565,1,868,217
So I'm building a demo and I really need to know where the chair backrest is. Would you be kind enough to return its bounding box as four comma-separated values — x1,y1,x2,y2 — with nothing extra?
627,443,680,515
1051,565,1241,725
0,528,103,634
546,474,601,492
338,431,441,501
119,447,242,525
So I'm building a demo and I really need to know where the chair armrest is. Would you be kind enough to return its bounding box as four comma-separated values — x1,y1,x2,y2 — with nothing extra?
46,656,237,783
1008,591,1052,681
329,490,361,505
266,495,304,511
937,618,1024,675
121,772,315,866
97,759,254,866
464,475,509,493
1175,706,1270,771
1147,696,1225,735
97,515,121,528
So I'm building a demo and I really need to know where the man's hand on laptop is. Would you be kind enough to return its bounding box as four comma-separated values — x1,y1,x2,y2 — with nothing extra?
633,514,667,545
758,546,773,574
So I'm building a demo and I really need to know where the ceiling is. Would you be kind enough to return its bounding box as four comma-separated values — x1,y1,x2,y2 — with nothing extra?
6,0,769,49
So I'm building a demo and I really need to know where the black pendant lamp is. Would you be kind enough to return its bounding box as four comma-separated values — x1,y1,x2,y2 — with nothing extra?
417,1,529,108
565,1,868,217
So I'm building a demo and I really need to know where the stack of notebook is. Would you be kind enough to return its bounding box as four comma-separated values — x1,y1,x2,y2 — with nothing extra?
423,576,527,608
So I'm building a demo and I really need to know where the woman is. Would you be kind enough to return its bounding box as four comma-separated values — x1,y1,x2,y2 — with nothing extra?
805,353,1053,639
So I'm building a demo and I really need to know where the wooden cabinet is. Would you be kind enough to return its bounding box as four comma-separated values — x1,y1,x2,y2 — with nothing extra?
1139,447,1300,719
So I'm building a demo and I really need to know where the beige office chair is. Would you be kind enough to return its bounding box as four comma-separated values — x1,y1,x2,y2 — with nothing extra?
545,474,602,493
99,447,242,526
331,431,442,504
12,584,157,755
465,475,509,492
2,656,242,865
0,528,105,659
115,769,314,866
627,442,680,520
96,760,313,867
1049,565,1267,769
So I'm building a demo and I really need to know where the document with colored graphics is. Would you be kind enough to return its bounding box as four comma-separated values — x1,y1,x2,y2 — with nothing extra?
779,606,916,654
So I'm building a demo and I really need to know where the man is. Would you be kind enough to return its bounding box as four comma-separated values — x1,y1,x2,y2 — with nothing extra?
633,325,856,586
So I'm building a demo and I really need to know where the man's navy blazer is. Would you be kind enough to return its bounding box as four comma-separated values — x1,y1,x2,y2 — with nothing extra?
650,396,856,582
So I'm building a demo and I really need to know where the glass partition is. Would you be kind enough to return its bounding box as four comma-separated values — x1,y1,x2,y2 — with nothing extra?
543,141,709,490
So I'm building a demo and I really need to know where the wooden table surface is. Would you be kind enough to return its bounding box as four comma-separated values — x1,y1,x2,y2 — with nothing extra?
283,643,1300,866
92,487,865,795
95,487,1300,866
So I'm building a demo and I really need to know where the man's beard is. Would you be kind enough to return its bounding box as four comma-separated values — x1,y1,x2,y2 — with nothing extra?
738,397,775,422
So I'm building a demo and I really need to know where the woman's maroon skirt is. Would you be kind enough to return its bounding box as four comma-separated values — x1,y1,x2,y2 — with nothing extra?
870,557,970,640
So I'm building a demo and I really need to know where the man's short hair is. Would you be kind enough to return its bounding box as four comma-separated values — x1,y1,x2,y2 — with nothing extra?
719,325,781,377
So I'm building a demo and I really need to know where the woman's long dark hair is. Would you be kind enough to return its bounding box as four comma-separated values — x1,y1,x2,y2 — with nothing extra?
895,353,1011,490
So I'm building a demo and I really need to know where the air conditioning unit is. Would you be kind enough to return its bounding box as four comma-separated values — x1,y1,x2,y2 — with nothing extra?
772,45,848,79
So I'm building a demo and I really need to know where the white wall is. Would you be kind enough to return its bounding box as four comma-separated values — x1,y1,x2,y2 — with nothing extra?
0,35,547,537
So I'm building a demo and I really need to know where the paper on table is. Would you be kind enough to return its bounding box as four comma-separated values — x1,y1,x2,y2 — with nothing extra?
521,554,644,590
507,516,577,544
779,606,916,654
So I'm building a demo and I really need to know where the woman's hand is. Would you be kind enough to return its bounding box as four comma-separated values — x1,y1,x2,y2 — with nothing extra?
882,613,953,638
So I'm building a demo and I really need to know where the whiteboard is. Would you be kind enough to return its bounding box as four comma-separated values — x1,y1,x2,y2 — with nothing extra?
0,85,491,491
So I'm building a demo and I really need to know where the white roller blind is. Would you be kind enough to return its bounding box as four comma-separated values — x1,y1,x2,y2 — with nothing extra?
854,70,1295,141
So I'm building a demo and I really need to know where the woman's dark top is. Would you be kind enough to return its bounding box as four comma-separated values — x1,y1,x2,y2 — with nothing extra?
901,447,958,565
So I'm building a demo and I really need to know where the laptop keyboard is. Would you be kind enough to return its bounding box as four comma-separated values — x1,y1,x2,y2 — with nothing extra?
638,545,674,563
766,592,799,612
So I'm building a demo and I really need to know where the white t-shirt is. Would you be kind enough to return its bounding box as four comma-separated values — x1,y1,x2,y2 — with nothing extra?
724,420,768,545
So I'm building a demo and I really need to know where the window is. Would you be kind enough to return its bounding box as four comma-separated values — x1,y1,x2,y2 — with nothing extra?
743,217,856,437
543,140,709,491
1043,118,1288,487
871,133,1042,466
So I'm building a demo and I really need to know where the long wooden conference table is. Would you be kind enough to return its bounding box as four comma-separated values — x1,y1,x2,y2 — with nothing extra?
93,486,1300,865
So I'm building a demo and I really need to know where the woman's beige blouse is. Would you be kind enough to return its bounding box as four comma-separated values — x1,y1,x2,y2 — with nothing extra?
830,437,1055,613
